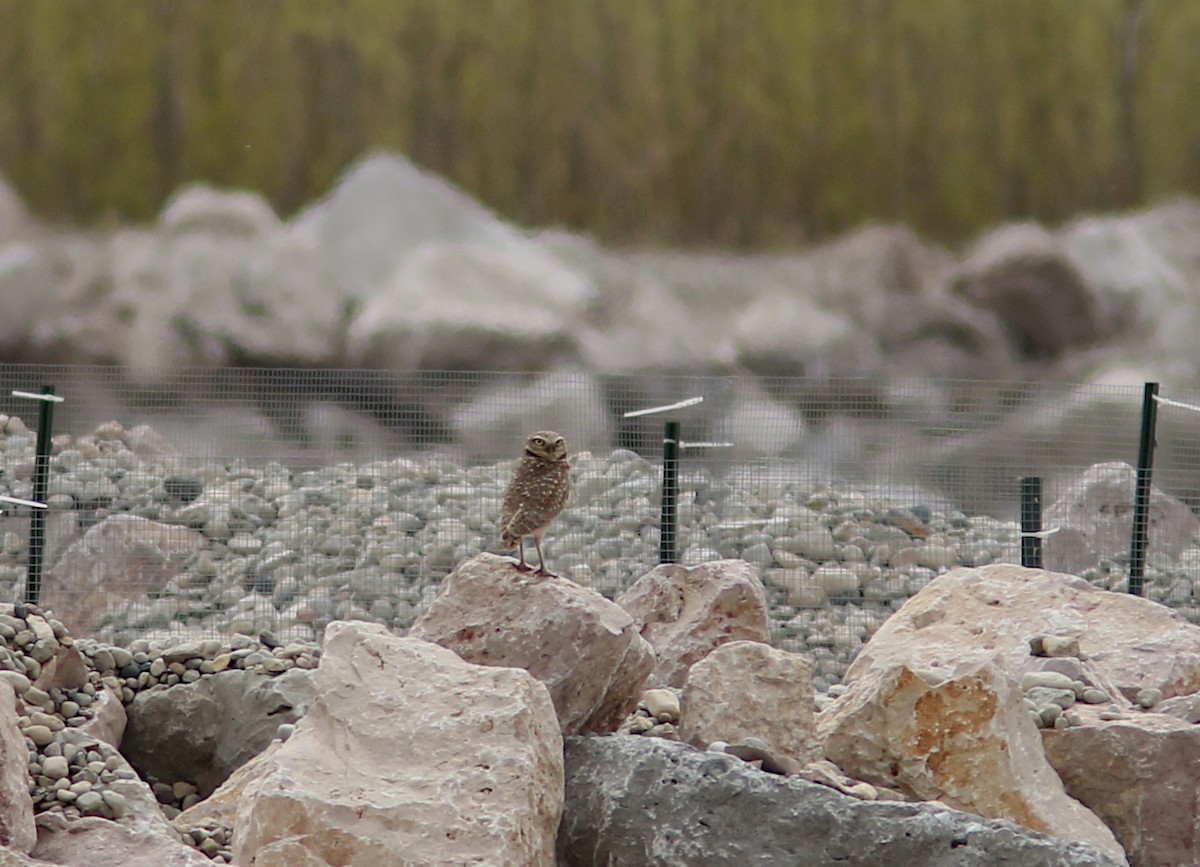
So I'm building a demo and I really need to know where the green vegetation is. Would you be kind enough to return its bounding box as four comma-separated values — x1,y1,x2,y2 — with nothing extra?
1,0,1197,246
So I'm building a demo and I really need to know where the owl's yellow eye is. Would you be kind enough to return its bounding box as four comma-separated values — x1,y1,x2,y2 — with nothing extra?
532,437,544,446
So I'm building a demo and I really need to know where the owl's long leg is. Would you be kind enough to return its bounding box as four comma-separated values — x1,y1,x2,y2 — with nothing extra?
533,535,552,577
514,537,532,572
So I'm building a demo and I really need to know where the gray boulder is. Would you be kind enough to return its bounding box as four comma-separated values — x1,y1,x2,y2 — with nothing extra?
1044,461,1200,575
1062,198,1200,380
120,668,315,797
557,736,1124,867
347,239,592,372
37,192,347,375
952,222,1102,360
289,150,530,303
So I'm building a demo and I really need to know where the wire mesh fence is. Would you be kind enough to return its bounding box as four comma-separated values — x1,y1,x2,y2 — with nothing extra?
2,364,1199,687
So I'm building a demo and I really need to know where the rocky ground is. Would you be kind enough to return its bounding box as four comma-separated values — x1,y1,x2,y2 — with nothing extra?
0,600,320,862
3,414,1200,695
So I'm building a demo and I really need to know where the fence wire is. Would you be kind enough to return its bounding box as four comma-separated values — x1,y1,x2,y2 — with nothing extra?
1,365,1198,688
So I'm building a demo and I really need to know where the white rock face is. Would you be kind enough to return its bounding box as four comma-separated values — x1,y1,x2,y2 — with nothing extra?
450,369,613,461
0,682,36,853
43,515,205,637
347,239,592,371
234,621,563,867
34,729,211,867
1044,461,1199,575
616,559,770,688
289,151,529,302
34,813,216,867
1043,705,1200,867
680,640,820,766
815,562,1200,864
410,553,654,735
819,653,1126,865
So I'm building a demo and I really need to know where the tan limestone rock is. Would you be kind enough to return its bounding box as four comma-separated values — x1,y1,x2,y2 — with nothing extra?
1043,705,1200,867
33,813,214,867
173,741,283,832
34,730,207,866
846,563,1200,702
409,553,654,734
32,645,88,692
0,682,35,853
680,639,820,766
1044,461,1199,575
42,514,204,635
616,559,769,688
234,621,563,867
819,653,1127,865
75,684,127,749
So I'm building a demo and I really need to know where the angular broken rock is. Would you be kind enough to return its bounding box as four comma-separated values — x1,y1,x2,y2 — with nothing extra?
848,563,1200,705
557,735,1124,867
0,682,36,854
34,729,211,867
616,559,770,688
409,552,654,734
121,667,315,798
1043,705,1200,867
1044,461,1199,575
33,812,215,867
42,514,205,636
680,639,820,766
818,654,1127,865
75,684,127,750
234,621,563,867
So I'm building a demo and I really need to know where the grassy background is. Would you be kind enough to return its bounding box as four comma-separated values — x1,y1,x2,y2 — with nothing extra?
1,0,1197,246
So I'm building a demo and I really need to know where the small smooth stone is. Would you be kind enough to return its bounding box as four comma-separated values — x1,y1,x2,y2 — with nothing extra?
0,671,31,694
75,791,106,816
640,688,681,723
29,711,63,731
627,716,655,734
1081,688,1109,704
1137,687,1163,709
59,700,80,718
24,725,54,747
101,789,127,818
43,756,69,780
1025,686,1076,710
1041,635,1081,657
1019,671,1075,691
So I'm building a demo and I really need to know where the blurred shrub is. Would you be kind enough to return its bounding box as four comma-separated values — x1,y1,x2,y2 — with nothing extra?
0,0,1196,245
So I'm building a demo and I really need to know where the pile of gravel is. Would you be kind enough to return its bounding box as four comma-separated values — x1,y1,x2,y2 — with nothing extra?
2,599,318,862
2,417,1198,691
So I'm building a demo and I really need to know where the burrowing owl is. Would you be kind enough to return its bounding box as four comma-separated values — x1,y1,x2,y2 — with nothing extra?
500,431,569,575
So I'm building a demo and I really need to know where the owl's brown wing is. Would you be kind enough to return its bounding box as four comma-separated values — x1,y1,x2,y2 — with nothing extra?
502,504,549,542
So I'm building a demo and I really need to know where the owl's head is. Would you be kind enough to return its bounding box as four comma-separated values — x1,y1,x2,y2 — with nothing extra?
525,430,567,461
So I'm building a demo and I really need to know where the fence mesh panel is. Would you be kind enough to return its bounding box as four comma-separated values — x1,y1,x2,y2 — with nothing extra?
2,364,1198,687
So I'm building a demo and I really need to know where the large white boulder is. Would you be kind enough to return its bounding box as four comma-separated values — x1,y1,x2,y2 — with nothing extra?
616,560,770,688
410,554,654,735
234,621,563,867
